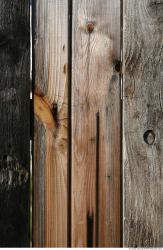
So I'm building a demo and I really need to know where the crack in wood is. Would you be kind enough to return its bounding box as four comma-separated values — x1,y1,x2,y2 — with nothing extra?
87,213,94,247
96,111,100,247
51,103,60,128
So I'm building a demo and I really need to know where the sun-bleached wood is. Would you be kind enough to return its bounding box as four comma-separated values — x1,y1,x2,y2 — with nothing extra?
33,0,68,247
71,0,121,247
123,0,163,247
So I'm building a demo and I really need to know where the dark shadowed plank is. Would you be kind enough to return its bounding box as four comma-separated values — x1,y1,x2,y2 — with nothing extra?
71,0,121,247
33,0,68,247
0,0,30,247
123,0,163,247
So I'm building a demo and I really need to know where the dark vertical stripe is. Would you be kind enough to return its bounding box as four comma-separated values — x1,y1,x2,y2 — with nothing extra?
31,0,35,247
120,0,123,247
96,111,100,247
68,0,72,247
0,0,30,246
87,213,94,247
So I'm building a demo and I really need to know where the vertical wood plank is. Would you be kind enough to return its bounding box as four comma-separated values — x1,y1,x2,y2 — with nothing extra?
123,0,163,247
71,0,121,247
0,0,30,247
33,0,68,247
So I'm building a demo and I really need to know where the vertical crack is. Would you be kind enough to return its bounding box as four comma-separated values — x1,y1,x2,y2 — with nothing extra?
68,0,72,247
96,111,100,247
120,0,124,247
87,213,94,247
87,112,99,247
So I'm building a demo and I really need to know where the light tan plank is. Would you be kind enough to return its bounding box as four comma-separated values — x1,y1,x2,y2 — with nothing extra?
33,0,68,246
71,0,121,247
123,0,163,246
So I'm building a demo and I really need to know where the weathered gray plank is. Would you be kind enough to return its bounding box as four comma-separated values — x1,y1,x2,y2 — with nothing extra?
0,0,30,246
71,0,121,247
123,0,163,247
33,0,68,247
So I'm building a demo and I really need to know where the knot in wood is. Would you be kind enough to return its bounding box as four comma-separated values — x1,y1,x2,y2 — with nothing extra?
86,21,94,33
143,130,155,145
114,59,121,73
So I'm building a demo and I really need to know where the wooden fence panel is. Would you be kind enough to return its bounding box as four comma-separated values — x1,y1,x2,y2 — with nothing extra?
123,0,163,247
71,0,121,247
33,0,68,247
0,0,30,247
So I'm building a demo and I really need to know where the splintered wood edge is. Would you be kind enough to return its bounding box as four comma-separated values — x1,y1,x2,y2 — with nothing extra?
34,94,55,130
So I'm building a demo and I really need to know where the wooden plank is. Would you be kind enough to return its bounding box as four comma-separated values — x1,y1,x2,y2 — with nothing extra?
123,0,163,247
0,0,30,247
71,0,121,247
33,0,68,247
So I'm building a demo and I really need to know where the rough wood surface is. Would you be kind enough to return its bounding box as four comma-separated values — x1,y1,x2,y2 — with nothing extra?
71,0,121,247
33,0,68,247
123,0,163,247
0,0,30,246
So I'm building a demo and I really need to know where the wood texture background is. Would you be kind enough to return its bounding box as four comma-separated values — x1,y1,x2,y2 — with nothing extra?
71,0,121,247
0,0,30,247
33,0,68,247
34,0,163,247
123,0,163,247
1,0,163,247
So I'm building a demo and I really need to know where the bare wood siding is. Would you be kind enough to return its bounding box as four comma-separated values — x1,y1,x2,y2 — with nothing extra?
0,0,30,246
123,0,163,247
71,0,121,247
33,0,68,247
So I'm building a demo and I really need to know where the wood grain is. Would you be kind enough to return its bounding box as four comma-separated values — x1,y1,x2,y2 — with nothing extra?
0,0,30,246
71,0,121,247
33,0,68,247
123,0,163,247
